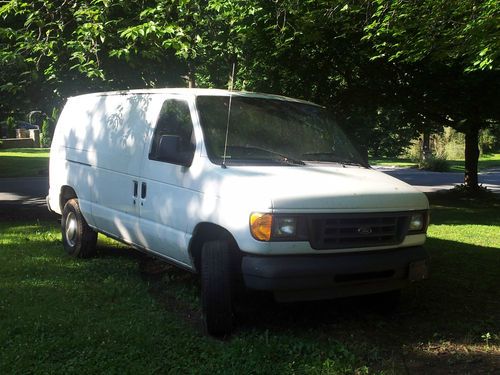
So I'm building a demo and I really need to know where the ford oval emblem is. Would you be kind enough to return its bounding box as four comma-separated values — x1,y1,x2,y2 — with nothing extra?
357,226,373,235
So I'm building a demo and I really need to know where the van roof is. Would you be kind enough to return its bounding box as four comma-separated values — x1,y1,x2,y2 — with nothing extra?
69,88,320,107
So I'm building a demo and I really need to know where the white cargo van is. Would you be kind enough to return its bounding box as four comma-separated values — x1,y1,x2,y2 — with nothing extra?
48,88,429,335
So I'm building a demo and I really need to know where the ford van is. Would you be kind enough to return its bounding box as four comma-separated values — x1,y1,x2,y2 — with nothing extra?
47,88,429,335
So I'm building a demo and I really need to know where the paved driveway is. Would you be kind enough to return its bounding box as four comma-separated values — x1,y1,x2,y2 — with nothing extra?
0,177,54,220
374,167,500,193
0,168,499,219
0,177,48,205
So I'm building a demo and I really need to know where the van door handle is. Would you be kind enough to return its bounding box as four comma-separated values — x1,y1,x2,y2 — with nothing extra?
141,182,147,199
133,181,138,197
133,180,138,205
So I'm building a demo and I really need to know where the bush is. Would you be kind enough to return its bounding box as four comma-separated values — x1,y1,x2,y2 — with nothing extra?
6,116,16,137
480,128,499,154
405,137,450,171
41,119,51,147
434,127,464,159
404,140,422,162
418,155,450,172
40,107,59,147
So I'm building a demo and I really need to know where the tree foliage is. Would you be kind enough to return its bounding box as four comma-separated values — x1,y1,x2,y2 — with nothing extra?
361,0,499,188
364,0,499,72
0,0,498,188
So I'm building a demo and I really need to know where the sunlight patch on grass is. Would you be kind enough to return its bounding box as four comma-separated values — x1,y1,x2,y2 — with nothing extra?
1,199,499,375
428,224,500,248
0,148,50,177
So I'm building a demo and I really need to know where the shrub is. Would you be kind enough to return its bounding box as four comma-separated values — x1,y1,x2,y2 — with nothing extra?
41,119,51,147
418,155,450,172
6,116,16,137
40,107,59,147
404,140,422,162
480,128,499,154
434,127,465,159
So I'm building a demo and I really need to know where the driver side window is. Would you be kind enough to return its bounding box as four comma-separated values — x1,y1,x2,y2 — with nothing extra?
149,99,195,165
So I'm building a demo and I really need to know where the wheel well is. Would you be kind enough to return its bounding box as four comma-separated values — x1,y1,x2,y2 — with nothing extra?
189,223,240,273
59,186,77,212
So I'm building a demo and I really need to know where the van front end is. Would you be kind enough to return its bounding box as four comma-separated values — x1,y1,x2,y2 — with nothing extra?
236,207,429,302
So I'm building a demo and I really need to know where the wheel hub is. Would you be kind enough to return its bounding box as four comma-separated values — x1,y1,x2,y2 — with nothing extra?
65,212,77,247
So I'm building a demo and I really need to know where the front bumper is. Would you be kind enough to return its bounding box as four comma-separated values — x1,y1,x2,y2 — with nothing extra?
241,246,428,302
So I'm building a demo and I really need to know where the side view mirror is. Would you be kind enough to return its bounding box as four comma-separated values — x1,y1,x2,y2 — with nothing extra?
157,135,194,167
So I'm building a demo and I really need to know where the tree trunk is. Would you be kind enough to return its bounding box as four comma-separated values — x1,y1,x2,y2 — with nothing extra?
187,62,196,88
422,130,431,161
358,146,369,165
464,123,480,190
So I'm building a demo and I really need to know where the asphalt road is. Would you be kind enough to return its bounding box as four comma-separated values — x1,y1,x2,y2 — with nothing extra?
375,166,500,193
0,177,54,220
0,168,499,219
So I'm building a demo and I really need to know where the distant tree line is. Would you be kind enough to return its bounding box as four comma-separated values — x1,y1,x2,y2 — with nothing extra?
1,0,498,190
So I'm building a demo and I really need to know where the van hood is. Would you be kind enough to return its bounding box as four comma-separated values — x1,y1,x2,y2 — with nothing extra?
216,165,428,211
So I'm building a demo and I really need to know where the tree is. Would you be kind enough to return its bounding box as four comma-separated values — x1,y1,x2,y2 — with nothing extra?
1,0,498,184
363,0,500,189
0,0,187,117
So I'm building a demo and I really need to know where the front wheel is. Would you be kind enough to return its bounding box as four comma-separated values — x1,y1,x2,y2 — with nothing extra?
201,240,234,336
61,198,97,258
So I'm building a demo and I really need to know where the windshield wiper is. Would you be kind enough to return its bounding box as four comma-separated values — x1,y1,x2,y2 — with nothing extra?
254,147,305,166
301,152,367,167
226,146,305,166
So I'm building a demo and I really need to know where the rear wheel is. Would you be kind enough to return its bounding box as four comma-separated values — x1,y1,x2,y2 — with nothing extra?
61,198,97,258
201,240,234,336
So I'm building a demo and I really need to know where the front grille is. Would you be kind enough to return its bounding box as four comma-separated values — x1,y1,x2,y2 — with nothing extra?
308,213,409,250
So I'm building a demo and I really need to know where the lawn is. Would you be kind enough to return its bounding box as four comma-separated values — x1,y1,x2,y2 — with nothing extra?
0,148,50,177
370,153,500,172
1,149,499,179
1,196,499,374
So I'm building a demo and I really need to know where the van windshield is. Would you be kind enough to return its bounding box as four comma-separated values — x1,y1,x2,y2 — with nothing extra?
196,95,366,167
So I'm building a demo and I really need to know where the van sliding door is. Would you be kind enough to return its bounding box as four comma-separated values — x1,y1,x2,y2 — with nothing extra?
90,94,161,245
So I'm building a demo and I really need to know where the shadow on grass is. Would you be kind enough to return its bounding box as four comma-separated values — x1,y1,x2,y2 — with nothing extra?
140,236,498,339
96,244,145,260
137,234,499,373
1,217,497,373
428,193,500,226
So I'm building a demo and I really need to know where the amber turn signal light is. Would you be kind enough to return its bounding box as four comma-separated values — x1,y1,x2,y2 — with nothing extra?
250,213,272,241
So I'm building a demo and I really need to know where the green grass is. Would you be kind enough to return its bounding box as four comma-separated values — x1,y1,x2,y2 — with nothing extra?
0,149,498,178
369,158,417,168
370,152,500,172
1,196,499,374
447,153,500,172
0,148,50,177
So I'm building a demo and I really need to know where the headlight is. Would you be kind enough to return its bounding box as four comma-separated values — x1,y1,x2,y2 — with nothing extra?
250,214,303,241
274,217,297,237
408,212,425,232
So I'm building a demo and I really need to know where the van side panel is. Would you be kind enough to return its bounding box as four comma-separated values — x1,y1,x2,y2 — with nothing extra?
48,96,96,221
50,93,161,245
88,94,159,244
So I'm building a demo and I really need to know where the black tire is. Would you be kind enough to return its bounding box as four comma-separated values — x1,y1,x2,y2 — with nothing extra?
201,240,233,336
61,198,97,258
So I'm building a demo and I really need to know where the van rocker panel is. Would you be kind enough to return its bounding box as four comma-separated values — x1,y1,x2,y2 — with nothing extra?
241,246,427,298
